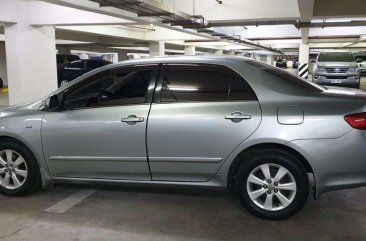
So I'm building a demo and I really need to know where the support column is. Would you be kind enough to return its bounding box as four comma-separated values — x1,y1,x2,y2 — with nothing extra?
184,46,195,55
4,0,57,105
117,50,128,62
56,46,71,55
266,54,274,65
298,43,309,79
0,43,7,87
215,49,223,55
149,41,165,57
228,50,235,56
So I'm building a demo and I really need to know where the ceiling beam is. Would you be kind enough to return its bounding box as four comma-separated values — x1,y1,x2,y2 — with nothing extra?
297,0,315,44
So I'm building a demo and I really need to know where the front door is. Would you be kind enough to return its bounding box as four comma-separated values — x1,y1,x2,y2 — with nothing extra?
42,64,158,180
147,64,262,182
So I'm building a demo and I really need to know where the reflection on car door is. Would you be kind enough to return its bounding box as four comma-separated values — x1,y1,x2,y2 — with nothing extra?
42,65,158,180
147,64,262,182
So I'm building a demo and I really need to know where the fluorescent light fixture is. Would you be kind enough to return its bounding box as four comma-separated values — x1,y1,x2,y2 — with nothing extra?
168,86,198,91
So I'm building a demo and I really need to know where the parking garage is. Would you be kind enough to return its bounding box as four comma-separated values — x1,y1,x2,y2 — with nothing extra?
1,0,366,240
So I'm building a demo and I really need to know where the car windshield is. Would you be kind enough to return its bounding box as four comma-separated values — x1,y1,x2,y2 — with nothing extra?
318,52,355,62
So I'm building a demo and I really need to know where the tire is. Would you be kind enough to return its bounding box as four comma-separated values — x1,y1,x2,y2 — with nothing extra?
0,139,41,196
235,148,309,220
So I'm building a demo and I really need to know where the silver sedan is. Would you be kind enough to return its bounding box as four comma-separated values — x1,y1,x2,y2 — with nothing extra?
0,56,365,220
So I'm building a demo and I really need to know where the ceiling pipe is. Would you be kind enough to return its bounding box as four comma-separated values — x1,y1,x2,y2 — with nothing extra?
91,0,284,54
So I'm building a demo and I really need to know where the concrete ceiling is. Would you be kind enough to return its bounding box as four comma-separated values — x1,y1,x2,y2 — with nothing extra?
1,0,366,55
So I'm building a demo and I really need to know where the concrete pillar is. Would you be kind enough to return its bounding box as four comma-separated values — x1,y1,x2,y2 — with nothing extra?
298,43,310,79
57,46,71,55
266,54,274,65
228,50,235,56
0,43,7,87
215,49,223,55
4,0,57,105
149,41,165,57
184,46,195,55
117,50,128,62
299,43,309,65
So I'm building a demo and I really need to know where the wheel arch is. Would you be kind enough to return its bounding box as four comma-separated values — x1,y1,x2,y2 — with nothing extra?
0,135,39,164
227,143,314,192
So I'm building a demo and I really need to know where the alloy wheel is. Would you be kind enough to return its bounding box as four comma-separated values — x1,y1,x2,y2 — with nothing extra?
0,149,28,190
60,80,69,86
246,163,297,211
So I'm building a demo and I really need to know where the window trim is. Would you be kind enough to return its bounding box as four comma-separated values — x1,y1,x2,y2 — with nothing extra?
153,63,258,104
58,64,160,111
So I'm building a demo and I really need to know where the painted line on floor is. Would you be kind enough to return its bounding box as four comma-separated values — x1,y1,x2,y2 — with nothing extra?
44,189,96,213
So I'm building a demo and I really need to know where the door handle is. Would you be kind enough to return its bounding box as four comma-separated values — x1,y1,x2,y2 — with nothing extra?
225,112,252,121
121,115,144,124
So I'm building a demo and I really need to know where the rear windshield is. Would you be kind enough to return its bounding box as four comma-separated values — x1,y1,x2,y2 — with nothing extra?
246,60,324,92
318,52,355,62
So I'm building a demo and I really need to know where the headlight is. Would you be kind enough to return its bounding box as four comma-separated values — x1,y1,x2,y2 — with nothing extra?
314,66,325,72
349,67,360,71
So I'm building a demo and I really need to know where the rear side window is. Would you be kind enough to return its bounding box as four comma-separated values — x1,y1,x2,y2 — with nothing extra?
160,65,256,102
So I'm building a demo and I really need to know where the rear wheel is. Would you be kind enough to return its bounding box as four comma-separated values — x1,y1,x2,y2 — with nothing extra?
60,80,69,87
0,140,41,196
235,149,309,220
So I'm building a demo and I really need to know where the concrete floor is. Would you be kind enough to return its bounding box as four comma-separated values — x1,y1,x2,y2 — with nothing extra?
1,185,366,241
0,73,366,241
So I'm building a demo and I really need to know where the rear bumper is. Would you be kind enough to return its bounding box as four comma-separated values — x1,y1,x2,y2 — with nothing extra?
287,129,366,197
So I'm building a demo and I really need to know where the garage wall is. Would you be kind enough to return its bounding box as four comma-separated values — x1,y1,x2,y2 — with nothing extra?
0,42,7,86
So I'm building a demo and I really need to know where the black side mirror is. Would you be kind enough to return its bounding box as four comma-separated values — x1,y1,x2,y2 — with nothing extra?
310,59,316,63
47,93,64,111
356,58,363,63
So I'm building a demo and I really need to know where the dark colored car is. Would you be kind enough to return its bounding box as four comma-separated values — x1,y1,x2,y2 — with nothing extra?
58,59,112,87
292,57,299,68
275,59,288,68
56,54,80,69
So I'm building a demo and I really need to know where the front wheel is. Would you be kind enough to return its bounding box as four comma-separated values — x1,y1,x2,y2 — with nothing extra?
0,140,41,196
235,149,309,220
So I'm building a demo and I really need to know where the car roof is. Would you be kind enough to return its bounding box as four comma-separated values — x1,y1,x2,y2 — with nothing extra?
105,55,252,68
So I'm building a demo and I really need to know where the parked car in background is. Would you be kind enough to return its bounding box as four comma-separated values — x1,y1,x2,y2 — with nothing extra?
56,54,80,69
58,59,111,87
355,54,366,76
1,56,366,220
292,57,299,68
57,54,81,87
275,58,288,68
312,51,360,88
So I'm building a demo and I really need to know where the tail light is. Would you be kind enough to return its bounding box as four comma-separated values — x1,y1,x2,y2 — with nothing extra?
344,112,366,130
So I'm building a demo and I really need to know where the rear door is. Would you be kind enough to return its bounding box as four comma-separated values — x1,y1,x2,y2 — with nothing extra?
147,64,262,182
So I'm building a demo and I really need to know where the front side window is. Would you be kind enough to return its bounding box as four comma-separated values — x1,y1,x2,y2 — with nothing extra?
160,65,256,103
63,65,156,109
